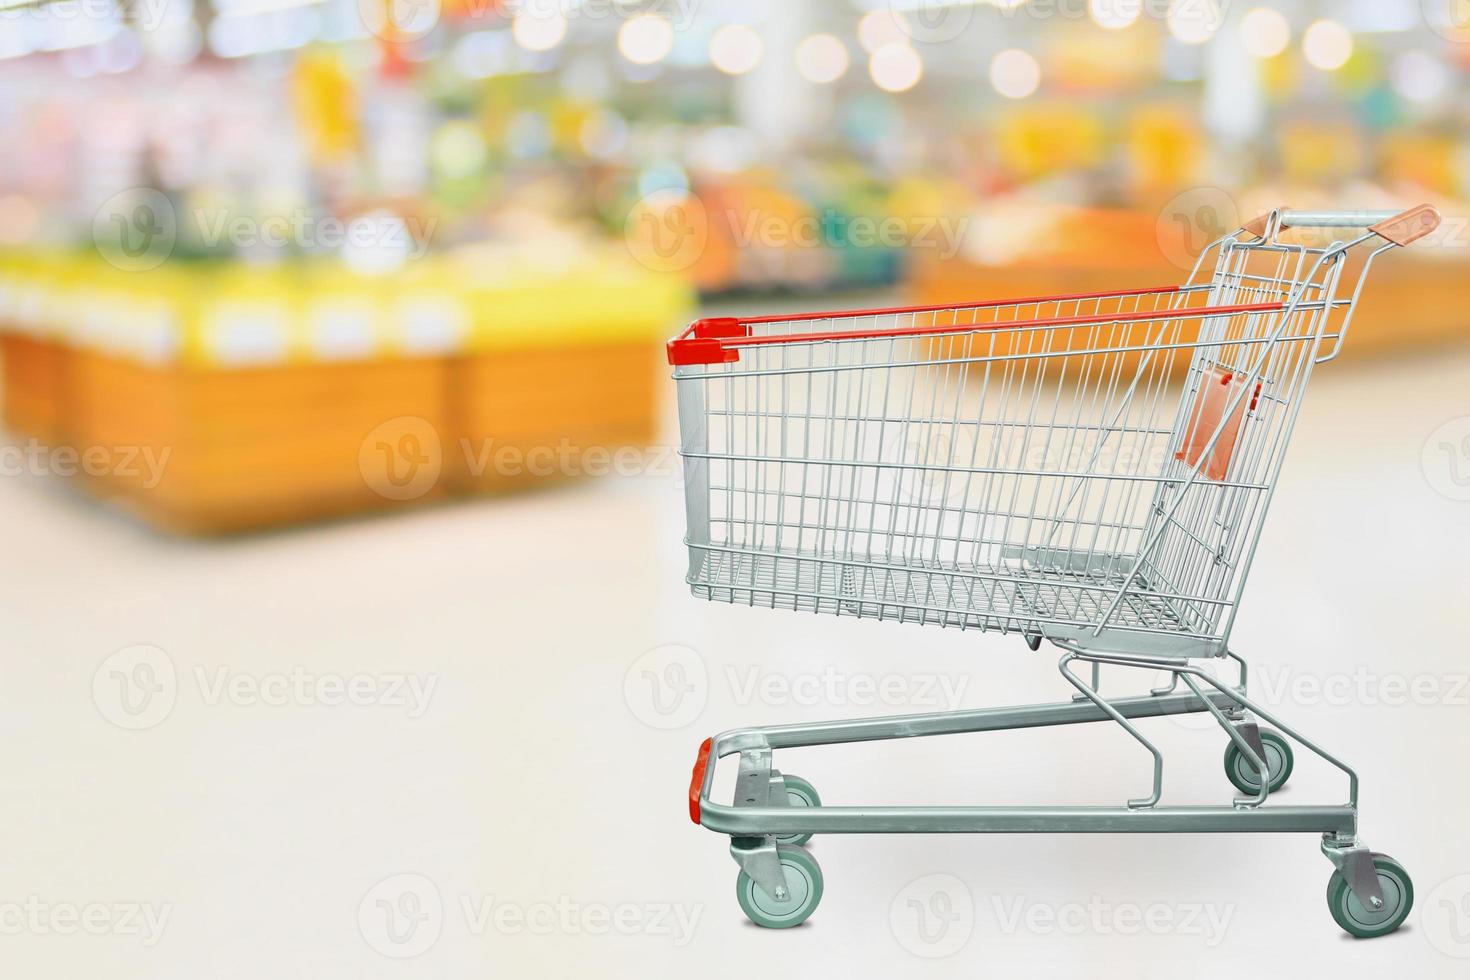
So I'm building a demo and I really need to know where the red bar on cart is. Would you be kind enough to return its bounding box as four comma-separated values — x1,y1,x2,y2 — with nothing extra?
689,737,713,824
667,297,1286,365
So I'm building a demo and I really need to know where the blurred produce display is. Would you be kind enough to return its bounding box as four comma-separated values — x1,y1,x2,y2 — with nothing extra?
2,1,1468,295
909,200,1467,369
0,0,1468,531
0,250,689,531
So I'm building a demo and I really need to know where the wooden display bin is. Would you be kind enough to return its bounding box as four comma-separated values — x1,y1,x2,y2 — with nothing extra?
1,335,68,444
907,210,1470,368
64,352,453,534
0,251,691,533
449,340,663,492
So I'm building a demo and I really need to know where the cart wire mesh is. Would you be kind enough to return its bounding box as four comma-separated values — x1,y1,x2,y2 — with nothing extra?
671,228,1370,657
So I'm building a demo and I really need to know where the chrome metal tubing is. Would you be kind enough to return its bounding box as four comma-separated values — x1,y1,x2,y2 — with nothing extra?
709,686,1237,753
697,803,1357,837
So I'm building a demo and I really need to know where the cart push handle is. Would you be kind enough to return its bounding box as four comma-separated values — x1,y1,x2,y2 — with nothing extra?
1243,204,1441,246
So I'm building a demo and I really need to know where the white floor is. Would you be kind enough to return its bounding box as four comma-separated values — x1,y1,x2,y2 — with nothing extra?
2,345,1469,978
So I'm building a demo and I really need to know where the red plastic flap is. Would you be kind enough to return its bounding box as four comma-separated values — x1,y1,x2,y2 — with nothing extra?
692,317,749,339
1175,366,1260,481
688,737,713,825
667,337,740,366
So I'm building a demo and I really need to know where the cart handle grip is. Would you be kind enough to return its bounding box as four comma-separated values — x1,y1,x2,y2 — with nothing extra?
1243,204,1441,246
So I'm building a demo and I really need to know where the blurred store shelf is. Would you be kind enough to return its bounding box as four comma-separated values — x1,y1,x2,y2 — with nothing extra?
0,251,691,533
909,206,1470,363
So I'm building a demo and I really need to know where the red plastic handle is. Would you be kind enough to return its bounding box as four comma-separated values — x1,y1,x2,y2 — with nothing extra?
667,298,1285,365
688,737,713,825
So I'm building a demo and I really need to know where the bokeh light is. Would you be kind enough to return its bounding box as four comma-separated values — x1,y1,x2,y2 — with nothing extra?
868,42,922,93
1391,50,1450,103
796,33,849,85
1167,0,1223,45
858,11,908,53
1088,0,1142,31
1303,19,1352,71
618,14,674,66
1240,7,1290,58
709,24,763,76
512,9,567,53
989,48,1040,99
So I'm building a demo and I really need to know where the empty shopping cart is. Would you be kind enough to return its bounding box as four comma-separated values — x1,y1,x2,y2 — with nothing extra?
668,204,1440,937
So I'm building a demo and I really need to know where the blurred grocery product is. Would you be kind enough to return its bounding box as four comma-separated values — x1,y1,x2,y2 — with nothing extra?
0,251,690,533
2,0,1469,534
910,198,1469,366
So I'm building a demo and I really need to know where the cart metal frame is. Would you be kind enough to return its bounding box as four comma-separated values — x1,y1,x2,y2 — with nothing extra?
668,205,1440,936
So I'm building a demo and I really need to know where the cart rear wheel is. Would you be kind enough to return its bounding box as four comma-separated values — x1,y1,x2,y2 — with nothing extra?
1326,854,1413,938
775,775,820,847
736,845,823,929
1223,729,1293,795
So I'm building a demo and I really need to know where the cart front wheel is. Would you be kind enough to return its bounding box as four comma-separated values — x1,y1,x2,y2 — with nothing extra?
736,845,823,929
1223,729,1294,795
775,775,820,847
1326,854,1413,938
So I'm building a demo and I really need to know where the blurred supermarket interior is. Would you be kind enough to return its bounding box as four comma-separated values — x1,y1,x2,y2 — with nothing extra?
0,0,1467,534
7,8,1470,975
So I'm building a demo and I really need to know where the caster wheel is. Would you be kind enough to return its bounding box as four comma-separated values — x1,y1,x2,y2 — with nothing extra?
1223,729,1294,795
736,845,823,929
1327,853,1414,938
775,775,820,847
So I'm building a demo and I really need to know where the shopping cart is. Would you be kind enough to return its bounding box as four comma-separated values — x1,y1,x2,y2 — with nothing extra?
668,204,1441,937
